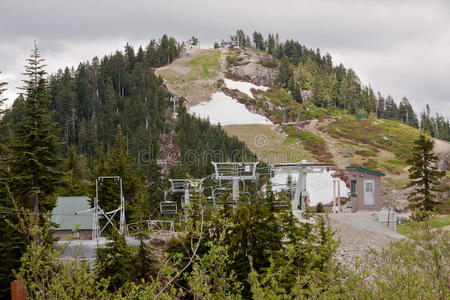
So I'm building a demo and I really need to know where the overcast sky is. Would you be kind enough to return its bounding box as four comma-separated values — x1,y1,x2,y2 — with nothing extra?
1,0,449,117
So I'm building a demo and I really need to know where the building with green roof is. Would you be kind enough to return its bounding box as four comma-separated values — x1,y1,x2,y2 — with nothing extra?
346,166,385,212
51,196,93,240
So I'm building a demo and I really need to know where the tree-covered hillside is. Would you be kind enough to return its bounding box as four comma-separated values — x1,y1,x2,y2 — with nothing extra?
225,30,450,141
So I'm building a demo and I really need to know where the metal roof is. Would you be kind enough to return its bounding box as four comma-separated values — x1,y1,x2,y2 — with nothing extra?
51,197,93,231
345,166,385,177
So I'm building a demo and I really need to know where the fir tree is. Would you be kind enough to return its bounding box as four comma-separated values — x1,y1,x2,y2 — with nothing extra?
96,231,133,291
8,42,64,213
406,134,445,212
64,145,88,196
316,202,324,213
278,56,293,87
0,71,22,298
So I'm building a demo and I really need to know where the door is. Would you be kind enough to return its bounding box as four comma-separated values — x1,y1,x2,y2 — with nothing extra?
364,180,375,205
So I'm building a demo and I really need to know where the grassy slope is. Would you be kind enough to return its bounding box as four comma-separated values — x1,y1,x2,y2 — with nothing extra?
397,215,450,235
222,124,312,164
155,49,223,105
185,50,221,80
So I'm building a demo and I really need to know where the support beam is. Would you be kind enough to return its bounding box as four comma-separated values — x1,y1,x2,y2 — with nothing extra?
337,180,341,213
333,180,336,214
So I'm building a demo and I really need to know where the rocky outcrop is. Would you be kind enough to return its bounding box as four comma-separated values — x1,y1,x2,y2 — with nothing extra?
227,49,278,86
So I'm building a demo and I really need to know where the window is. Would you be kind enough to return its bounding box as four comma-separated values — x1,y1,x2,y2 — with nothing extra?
73,231,80,239
365,182,373,192
351,180,357,196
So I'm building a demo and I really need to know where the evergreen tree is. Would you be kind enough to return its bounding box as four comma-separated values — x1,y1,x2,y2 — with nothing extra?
267,33,276,55
8,43,64,213
227,190,283,297
96,231,133,291
316,202,324,213
406,134,445,212
64,145,88,195
0,71,22,298
278,56,293,87
252,31,266,50
236,29,246,48
420,104,434,135
398,97,418,128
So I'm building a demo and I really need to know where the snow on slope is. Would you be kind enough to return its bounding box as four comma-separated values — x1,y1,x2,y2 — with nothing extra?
224,79,269,98
188,92,272,126
271,171,349,206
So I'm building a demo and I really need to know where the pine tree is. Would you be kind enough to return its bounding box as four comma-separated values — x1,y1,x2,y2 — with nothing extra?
96,231,133,291
278,56,293,87
8,43,64,213
406,134,445,212
227,190,283,297
64,145,88,196
316,202,324,213
0,71,22,298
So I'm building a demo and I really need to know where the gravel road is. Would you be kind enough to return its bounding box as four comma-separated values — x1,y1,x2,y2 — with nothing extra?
327,211,405,264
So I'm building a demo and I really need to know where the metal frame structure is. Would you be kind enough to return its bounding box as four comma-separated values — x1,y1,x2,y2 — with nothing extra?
170,95,179,120
169,178,205,206
126,219,174,236
273,161,335,211
211,162,259,202
90,176,125,240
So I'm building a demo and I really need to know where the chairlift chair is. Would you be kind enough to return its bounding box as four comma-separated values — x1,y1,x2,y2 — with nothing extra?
160,201,177,214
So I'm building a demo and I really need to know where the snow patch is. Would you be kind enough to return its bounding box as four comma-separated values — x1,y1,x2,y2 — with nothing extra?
188,92,272,126
271,171,349,206
224,79,269,98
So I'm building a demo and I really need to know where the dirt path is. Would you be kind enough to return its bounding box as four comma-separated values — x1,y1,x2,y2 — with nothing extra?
303,118,347,168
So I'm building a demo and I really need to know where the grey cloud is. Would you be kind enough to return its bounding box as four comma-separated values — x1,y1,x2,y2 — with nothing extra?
0,0,449,117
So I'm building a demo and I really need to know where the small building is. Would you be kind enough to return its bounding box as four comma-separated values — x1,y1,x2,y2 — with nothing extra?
346,166,385,212
51,196,93,240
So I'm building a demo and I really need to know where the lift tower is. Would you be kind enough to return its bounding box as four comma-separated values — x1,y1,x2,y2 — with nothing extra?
211,162,259,202
273,161,334,211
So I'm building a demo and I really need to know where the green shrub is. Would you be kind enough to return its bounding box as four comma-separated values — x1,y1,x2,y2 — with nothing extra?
316,202,324,213
259,59,278,68
226,55,243,66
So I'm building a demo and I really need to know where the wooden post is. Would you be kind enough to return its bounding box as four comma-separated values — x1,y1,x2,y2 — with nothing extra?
11,279,26,300
337,180,341,212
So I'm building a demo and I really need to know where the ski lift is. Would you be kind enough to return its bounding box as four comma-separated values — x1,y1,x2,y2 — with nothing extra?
160,191,177,214
160,201,177,214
